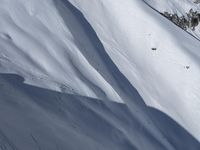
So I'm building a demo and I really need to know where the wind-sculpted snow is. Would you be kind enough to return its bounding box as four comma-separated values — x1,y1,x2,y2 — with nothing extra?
67,0,200,142
0,0,200,149
0,73,200,150
0,0,122,103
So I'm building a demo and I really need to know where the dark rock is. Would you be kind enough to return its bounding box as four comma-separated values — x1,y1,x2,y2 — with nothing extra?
185,66,190,69
151,48,157,51
162,9,200,31
194,0,200,4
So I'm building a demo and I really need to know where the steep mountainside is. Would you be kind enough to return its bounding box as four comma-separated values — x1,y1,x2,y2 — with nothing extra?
0,0,200,149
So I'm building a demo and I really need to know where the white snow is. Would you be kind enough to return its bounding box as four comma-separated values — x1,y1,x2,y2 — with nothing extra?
144,0,200,39
145,0,199,14
0,0,122,103
69,0,200,141
0,0,200,144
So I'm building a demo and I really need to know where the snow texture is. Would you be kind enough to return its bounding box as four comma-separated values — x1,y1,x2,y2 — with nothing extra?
0,0,200,149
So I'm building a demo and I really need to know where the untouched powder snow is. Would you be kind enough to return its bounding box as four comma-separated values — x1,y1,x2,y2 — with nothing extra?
0,0,123,103
68,0,200,141
0,0,200,149
1,73,200,149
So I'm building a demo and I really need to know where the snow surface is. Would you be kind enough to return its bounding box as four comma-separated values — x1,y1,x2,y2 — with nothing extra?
144,0,200,39
0,0,123,103
145,0,199,14
68,0,200,141
0,0,200,149
1,73,200,149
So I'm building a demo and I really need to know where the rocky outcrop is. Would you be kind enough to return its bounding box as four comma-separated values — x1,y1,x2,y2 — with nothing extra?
162,9,200,31
194,0,200,4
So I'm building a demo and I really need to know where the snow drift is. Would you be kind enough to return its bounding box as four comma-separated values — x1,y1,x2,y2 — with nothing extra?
0,0,200,149
68,0,200,141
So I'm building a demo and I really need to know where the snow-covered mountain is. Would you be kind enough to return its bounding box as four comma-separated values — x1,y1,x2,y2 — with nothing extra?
144,0,200,38
0,0,200,149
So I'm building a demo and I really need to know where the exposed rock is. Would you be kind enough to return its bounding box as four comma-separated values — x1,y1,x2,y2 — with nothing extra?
162,9,200,31
151,48,157,51
194,0,200,4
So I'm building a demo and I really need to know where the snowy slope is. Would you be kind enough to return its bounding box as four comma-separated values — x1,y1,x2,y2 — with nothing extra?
144,0,200,38
145,0,199,14
1,74,200,150
69,0,200,141
0,0,200,149
0,0,123,103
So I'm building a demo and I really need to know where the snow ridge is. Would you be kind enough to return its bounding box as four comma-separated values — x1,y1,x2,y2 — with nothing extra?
0,0,200,149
